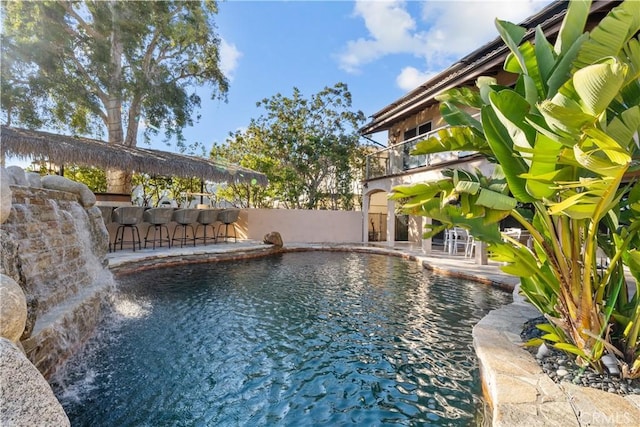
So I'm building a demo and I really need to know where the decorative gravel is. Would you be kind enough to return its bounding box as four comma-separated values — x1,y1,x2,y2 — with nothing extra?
521,317,640,396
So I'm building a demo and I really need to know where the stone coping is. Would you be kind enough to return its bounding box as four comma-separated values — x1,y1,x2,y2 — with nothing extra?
105,241,640,426
474,300,640,426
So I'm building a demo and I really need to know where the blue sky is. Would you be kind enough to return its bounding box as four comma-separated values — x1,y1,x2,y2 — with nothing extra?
6,0,553,166
169,0,552,153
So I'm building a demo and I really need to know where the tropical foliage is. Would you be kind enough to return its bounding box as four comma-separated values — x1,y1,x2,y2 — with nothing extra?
212,83,368,209
391,0,640,378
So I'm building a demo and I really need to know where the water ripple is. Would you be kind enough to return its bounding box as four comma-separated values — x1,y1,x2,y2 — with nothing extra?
52,252,511,426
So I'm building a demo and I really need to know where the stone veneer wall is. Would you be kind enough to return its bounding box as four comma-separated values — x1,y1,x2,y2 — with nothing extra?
1,184,113,379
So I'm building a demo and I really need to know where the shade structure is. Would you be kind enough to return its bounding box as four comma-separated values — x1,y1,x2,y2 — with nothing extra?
0,126,268,186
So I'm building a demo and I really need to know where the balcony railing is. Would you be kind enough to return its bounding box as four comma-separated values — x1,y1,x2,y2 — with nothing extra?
365,123,477,181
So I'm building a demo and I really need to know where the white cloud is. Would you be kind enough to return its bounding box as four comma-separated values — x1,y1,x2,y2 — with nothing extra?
396,66,436,92
340,0,550,91
219,38,242,81
338,0,428,73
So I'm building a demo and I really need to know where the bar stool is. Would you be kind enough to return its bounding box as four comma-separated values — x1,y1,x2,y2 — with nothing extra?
143,208,174,249
195,209,220,245
171,208,200,247
112,206,145,252
216,209,240,243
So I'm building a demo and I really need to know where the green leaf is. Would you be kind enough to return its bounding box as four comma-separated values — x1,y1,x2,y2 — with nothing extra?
554,0,591,56
481,104,533,202
547,33,589,97
574,0,640,70
606,106,640,149
522,133,564,199
475,188,517,210
535,25,556,86
496,19,527,73
573,60,628,116
538,100,596,136
554,342,588,358
412,126,489,155
536,323,558,334
542,333,562,343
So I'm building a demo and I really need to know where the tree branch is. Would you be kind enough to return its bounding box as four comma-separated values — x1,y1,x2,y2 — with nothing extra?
59,1,104,41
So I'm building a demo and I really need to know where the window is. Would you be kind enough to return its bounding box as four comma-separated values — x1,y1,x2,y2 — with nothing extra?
402,122,432,170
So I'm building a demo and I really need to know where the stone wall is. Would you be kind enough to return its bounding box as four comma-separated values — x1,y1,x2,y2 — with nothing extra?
3,187,108,321
0,168,81,426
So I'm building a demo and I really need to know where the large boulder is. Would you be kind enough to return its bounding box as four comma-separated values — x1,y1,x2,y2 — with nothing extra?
5,166,28,186
0,274,27,344
25,173,42,188
41,175,96,208
0,168,11,224
0,338,70,426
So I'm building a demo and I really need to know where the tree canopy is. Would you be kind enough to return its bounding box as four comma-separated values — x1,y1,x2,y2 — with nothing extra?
211,83,368,210
1,0,228,192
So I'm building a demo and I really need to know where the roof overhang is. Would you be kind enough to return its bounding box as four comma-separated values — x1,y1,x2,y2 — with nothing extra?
0,126,268,186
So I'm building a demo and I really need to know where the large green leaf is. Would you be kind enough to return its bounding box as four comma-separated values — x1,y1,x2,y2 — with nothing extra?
535,26,556,87
606,105,640,149
547,33,589,97
574,0,640,70
439,101,483,137
573,60,628,116
496,18,527,73
538,99,596,136
475,188,517,210
481,105,533,202
554,0,591,56
505,41,546,98
521,133,564,199
435,87,484,109
582,127,631,166
489,89,536,151
411,126,489,155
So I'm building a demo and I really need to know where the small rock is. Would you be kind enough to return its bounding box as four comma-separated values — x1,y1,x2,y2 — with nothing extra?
263,231,283,247
536,343,551,359
556,368,569,378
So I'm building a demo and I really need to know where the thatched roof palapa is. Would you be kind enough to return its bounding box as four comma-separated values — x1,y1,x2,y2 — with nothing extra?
0,126,268,186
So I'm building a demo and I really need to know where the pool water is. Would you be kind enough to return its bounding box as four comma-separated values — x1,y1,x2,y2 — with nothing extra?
52,252,511,426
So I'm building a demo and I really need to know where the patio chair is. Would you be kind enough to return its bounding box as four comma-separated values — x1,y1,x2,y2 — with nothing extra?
465,233,476,258
171,208,200,247
143,208,174,249
447,227,468,255
216,209,240,243
112,206,145,252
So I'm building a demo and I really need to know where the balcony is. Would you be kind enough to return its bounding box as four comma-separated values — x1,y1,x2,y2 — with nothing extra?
364,125,476,181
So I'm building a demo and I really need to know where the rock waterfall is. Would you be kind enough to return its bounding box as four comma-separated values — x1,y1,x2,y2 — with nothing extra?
0,166,116,425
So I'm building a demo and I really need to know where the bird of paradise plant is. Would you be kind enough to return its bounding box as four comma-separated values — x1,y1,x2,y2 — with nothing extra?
390,0,640,378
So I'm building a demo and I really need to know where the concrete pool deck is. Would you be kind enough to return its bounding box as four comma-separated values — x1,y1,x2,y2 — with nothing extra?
105,240,640,426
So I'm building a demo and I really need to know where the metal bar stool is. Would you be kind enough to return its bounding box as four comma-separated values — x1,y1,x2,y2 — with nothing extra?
195,209,220,245
143,208,174,249
112,206,144,252
216,209,240,243
171,208,200,247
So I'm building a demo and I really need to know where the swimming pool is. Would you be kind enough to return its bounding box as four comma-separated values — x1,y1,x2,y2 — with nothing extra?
52,251,511,425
